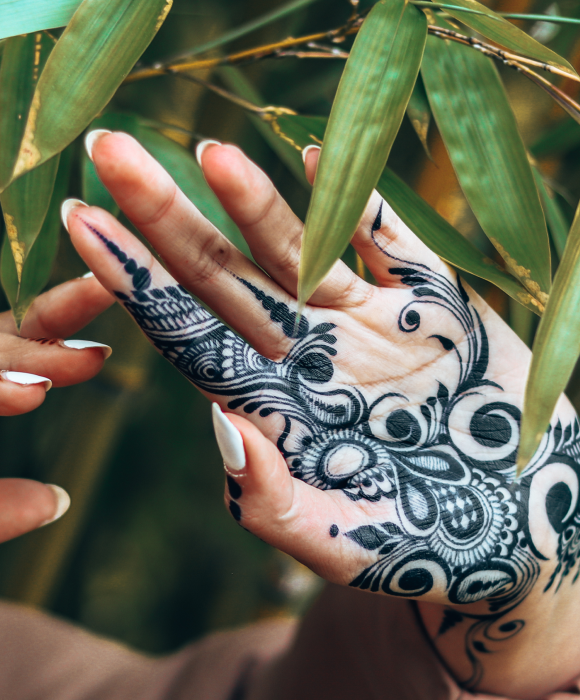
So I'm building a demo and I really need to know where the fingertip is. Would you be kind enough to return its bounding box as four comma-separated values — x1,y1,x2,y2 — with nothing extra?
195,139,222,168
0,479,68,543
302,144,320,185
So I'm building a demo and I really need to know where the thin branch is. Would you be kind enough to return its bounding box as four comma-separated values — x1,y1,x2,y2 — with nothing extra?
163,0,325,65
124,17,580,88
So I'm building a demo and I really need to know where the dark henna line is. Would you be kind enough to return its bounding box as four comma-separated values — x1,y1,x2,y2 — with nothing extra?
94,222,580,688
330,524,339,537
227,475,243,500
229,500,242,521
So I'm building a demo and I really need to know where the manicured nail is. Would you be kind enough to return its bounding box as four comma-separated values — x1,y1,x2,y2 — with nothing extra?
195,139,222,168
212,403,246,471
84,129,112,161
61,198,88,233
81,271,95,279
0,371,52,390
302,144,321,164
62,339,112,359
41,485,71,526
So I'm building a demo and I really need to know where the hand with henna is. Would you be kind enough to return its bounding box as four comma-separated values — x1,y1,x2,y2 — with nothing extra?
0,273,113,542
64,131,580,700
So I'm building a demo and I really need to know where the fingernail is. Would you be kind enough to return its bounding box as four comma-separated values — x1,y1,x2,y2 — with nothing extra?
62,339,112,359
212,403,246,471
84,129,112,161
81,271,95,279
61,198,88,233
0,371,52,390
195,139,222,168
302,144,321,164
41,485,71,526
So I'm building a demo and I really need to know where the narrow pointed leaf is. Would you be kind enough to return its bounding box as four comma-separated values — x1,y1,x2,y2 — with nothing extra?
533,167,569,259
517,205,580,474
0,0,82,41
1,148,71,329
0,155,59,281
0,32,58,282
438,0,577,79
0,33,53,192
298,0,427,306
422,25,551,309
266,113,539,313
406,75,431,158
375,168,541,314
13,0,173,180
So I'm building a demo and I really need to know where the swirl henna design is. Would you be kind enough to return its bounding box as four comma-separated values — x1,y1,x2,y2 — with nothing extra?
89,215,580,687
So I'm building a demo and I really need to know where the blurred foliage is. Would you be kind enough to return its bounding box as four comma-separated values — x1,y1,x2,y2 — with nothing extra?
1,0,580,653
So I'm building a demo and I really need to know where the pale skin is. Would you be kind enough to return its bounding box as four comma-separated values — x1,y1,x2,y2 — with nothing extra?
48,132,580,699
0,274,112,539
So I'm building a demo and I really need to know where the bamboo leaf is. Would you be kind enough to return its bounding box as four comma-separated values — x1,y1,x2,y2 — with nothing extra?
0,32,53,192
12,0,173,181
0,0,81,41
407,75,431,158
432,0,577,79
1,148,72,329
218,66,309,188
0,155,60,282
265,112,538,312
532,118,580,158
422,24,551,312
298,0,427,306
0,32,58,283
533,167,569,259
375,168,541,314
517,203,580,474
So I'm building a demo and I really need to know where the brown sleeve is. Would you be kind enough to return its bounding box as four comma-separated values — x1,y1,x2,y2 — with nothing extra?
0,600,294,700
247,584,460,700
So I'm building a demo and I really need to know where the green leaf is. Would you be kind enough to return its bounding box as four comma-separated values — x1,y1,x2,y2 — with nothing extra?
1,148,72,329
12,0,173,180
431,0,577,79
517,202,580,474
533,167,569,260
263,112,539,312
0,32,53,192
0,155,60,282
422,24,551,311
168,0,323,63
82,112,249,257
376,167,541,314
0,0,81,41
217,66,309,188
406,75,431,158
298,0,427,306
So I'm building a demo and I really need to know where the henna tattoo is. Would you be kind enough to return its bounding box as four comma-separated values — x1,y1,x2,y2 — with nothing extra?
89,213,580,688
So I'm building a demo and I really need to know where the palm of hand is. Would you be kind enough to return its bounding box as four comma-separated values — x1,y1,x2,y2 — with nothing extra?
69,136,580,688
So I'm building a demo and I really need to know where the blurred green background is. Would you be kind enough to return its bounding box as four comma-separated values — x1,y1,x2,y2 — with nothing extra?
1,0,580,654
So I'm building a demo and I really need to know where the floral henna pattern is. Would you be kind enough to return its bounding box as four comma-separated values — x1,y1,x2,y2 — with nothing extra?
88,212,580,687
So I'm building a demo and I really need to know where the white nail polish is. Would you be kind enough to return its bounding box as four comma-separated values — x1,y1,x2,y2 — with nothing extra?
61,198,88,233
84,129,112,161
212,403,246,471
195,139,222,168
81,271,95,279
41,485,71,526
62,339,112,359
0,370,52,390
302,144,321,164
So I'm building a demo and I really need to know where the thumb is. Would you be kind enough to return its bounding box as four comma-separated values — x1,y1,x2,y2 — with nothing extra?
211,404,366,584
